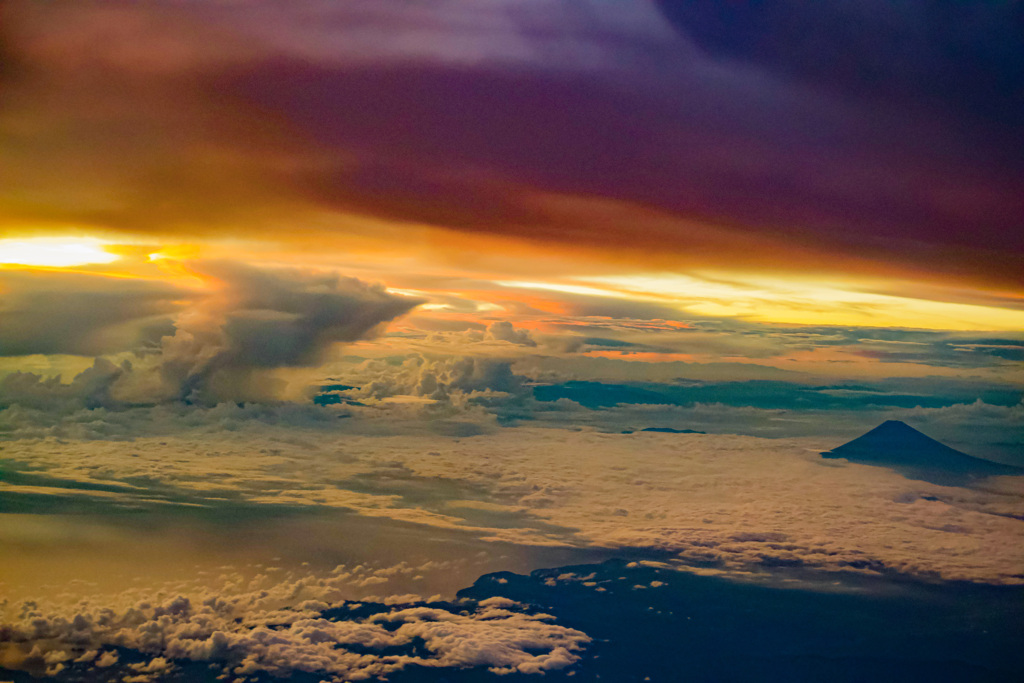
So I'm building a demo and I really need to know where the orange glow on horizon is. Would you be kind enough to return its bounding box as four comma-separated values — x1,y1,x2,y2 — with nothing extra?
0,237,120,268
3,231,1023,334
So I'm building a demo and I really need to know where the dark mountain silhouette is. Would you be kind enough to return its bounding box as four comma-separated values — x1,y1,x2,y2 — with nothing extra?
822,420,1023,486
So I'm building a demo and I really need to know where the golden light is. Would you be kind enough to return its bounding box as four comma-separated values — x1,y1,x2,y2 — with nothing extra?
576,272,1024,331
0,237,120,267
145,243,202,263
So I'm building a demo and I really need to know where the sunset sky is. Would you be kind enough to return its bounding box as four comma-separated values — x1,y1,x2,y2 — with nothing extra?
1,2,1023,682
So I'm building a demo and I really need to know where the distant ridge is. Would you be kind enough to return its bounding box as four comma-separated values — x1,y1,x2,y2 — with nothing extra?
640,427,706,434
822,420,1023,486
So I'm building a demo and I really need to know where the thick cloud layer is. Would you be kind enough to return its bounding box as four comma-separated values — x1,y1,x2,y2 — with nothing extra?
3,0,1021,289
3,424,1022,583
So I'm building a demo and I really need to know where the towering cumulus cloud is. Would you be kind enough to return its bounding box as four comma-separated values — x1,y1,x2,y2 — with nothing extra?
156,262,421,403
0,263,420,407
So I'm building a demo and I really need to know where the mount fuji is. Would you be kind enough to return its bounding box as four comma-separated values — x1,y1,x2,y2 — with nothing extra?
821,420,1023,486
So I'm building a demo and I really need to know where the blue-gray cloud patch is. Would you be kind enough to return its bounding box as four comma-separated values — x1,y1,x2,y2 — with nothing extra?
532,379,1022,412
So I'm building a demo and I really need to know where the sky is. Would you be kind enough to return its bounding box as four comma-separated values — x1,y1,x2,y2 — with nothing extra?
1,1,1023,682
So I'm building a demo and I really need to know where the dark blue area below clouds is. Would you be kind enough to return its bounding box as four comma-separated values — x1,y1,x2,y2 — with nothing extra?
451,560,1024,683
532,380,1022,411
312,383,360,406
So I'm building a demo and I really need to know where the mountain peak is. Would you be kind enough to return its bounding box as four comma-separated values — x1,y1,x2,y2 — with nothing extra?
851,420,948,447
822,421,1022,486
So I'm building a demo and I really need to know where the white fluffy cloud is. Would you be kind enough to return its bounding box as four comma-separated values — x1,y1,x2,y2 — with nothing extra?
486,321,537,347
345,354,524,404
0,563,589,681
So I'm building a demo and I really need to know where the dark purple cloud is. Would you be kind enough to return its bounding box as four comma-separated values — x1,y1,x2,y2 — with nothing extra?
3,0,1022,288
224,54,1023,283
201,0,1023,287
